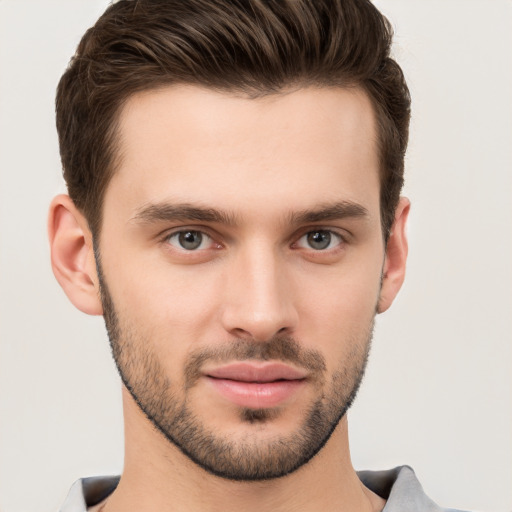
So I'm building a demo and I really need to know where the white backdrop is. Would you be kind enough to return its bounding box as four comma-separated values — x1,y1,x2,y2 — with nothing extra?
0,1,510,511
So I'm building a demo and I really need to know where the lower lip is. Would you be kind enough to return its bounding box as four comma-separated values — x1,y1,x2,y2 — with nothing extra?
206,377,306,408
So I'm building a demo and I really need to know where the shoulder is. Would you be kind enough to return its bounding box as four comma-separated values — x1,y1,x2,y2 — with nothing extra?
358,466,470,512
60,476,120,512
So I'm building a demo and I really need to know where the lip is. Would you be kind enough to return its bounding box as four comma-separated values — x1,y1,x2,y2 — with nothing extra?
204,362,308,409
206,362,308,382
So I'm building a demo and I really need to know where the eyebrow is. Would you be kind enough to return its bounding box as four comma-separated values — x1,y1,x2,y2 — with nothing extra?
131,202,238,225
289,201,370,224
131,200,369,227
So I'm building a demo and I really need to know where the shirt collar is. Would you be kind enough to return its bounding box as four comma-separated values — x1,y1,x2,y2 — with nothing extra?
60,466,449,512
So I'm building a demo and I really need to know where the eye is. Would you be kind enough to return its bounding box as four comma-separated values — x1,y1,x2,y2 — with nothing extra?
166,230,213,251
296,230,343,251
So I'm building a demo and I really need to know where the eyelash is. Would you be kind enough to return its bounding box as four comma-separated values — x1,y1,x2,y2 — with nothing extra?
164,229,219,251
161,227,347,253
293,229,345,252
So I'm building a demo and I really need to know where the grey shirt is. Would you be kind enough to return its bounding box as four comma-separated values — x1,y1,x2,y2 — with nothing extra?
59,465,464,512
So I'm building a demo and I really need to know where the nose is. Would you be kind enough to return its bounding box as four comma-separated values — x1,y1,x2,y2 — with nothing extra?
220,243,298,342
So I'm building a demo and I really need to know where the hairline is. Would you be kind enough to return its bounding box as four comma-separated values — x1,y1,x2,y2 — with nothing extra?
88,81,389,244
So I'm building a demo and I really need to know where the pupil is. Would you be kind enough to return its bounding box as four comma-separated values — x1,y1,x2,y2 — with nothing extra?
179,231,202,249
308,231,330,250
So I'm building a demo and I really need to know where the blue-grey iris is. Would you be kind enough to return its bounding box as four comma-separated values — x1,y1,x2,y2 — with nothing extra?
179,231,203,250
307,231,331,250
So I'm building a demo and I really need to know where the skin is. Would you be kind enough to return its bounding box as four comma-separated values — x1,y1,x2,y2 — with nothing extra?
49,85,409,512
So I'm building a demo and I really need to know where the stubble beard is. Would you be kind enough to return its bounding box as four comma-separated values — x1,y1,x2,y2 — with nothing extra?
96,257,374,482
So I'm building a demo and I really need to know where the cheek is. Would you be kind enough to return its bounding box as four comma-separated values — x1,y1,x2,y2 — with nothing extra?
294,260,381,360
107,260,225,353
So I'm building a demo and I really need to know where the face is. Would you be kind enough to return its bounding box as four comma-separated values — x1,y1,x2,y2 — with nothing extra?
96,85,387,480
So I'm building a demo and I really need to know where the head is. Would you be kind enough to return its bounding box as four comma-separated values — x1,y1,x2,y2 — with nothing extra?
50,0,410,481
56,0,410,241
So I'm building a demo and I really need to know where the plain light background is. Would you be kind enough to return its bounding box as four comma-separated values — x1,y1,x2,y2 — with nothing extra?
0,1,511,511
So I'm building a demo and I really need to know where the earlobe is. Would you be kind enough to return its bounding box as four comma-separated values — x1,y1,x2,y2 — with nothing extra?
377,197,410,314
48,194,103,315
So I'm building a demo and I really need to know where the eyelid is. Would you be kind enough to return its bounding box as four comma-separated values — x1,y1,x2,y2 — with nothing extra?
158,225,348,251
161,226,222,250
298,231,343,249
292,226,348,245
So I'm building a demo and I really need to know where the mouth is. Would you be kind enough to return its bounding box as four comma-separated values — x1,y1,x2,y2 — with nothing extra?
204,362,308,409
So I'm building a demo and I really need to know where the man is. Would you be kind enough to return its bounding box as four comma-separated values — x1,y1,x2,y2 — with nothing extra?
48,1,460,511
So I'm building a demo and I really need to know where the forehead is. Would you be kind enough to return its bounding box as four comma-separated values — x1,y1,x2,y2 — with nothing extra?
105,85,380,224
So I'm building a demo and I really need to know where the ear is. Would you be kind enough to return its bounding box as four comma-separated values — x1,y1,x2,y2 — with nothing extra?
377,197,410,314
48,194,103,315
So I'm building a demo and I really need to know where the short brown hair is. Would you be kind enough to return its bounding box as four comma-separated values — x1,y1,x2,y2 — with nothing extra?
56,0,410,239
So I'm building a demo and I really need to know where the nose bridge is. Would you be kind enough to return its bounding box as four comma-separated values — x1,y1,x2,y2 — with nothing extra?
221,239,297,341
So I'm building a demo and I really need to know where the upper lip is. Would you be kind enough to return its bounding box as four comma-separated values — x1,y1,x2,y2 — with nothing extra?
205,362,308,383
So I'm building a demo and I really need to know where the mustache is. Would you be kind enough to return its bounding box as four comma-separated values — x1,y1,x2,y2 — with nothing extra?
184,335,327,388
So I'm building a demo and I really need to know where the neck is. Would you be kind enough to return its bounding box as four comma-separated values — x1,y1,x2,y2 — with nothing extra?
103,389,384,512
